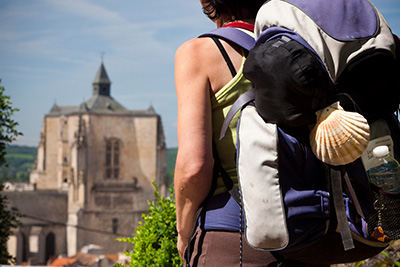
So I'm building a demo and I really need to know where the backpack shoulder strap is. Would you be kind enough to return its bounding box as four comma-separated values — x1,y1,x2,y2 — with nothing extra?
329,166,356,251
394,34,400,66
198,27,257,140
199,27,255,51
219,88,256,140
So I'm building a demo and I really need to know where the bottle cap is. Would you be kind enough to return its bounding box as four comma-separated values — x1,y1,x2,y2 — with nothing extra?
372,145,389,158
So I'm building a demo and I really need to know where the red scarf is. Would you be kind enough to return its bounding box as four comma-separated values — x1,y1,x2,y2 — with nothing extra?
222,21,254,32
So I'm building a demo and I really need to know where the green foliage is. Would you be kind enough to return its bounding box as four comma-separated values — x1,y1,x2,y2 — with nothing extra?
371,242,400,267
0,81,22,263
0,183,21,264
0,146,37,183
5,146,36,155
0,82,23,167
351,241,400,267
117,182,182,267
166,148,177,187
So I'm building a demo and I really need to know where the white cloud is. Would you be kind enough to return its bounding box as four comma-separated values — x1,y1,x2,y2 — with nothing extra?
43,0,128,24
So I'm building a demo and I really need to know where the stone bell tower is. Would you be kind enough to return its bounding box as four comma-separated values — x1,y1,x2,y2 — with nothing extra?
26,62,167,258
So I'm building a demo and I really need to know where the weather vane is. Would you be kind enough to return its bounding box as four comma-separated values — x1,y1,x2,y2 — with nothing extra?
101,52,105,63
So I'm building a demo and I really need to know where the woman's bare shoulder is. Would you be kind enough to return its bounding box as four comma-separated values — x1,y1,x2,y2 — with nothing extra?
175,37,221,65
177,37,214,53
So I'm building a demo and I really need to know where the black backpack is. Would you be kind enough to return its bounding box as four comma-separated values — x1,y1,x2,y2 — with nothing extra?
215,0,400,264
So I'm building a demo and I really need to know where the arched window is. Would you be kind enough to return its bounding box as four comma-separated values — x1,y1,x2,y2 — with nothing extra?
112,218,118,235
21,233,28,263
45,233,55,263
106,139,120,179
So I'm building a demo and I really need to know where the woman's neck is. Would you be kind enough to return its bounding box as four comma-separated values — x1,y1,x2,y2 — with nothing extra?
218,19,255,28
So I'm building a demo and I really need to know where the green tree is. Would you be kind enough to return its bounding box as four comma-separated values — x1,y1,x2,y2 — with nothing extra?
118,182,182,267
0,81,22,263
0,81,22,166
0,183,20,264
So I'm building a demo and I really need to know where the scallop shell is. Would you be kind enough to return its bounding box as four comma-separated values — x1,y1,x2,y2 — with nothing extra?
309,101,370,166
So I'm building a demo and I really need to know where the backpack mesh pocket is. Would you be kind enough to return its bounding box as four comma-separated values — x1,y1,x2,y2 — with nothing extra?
368,189,400,240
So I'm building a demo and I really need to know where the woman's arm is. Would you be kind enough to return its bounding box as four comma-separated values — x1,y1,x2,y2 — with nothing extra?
174,38,215,258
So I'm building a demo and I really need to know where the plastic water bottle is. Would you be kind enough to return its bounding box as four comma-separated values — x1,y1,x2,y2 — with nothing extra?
367,145,400,194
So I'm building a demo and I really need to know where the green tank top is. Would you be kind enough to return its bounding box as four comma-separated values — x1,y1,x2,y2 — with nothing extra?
211,55,253,195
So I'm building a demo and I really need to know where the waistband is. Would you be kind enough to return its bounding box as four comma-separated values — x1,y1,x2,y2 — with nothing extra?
199,191,245,232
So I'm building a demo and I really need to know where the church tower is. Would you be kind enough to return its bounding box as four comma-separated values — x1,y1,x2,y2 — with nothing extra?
92,63,111,97
26,63,167,258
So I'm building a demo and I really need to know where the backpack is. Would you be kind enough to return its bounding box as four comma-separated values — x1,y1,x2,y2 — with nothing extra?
215,0,400,264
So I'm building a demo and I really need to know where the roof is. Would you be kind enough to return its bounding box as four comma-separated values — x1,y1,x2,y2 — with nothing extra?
47,102,157,116
50,103,80,114
46,63,158,117
84,95,127,112
2,190,68,226
50,257,77,266
49,253,120,267
93,63,111,85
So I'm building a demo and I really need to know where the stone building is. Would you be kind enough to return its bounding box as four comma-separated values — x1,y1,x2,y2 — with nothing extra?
5,63,167,264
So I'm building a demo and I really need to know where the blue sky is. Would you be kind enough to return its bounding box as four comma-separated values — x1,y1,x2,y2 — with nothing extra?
1,0,399,148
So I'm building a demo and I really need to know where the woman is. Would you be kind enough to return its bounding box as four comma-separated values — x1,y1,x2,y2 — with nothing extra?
174,0,275,265
174,0,331,266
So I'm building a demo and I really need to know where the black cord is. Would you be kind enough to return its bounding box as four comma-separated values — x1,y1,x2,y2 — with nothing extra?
20,213,132,236
239,189,243,267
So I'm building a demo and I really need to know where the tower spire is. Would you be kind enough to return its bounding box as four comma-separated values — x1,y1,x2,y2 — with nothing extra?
92,62,111,96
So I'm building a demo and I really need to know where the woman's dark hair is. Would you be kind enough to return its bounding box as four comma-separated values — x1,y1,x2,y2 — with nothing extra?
201,0,266,20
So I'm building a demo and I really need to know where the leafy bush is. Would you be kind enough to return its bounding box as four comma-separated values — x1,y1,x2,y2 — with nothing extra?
117,182,182,267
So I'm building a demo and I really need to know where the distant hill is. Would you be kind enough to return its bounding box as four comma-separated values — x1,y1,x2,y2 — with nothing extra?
0,145,37,183
166,147,177,186
0,145,178,187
